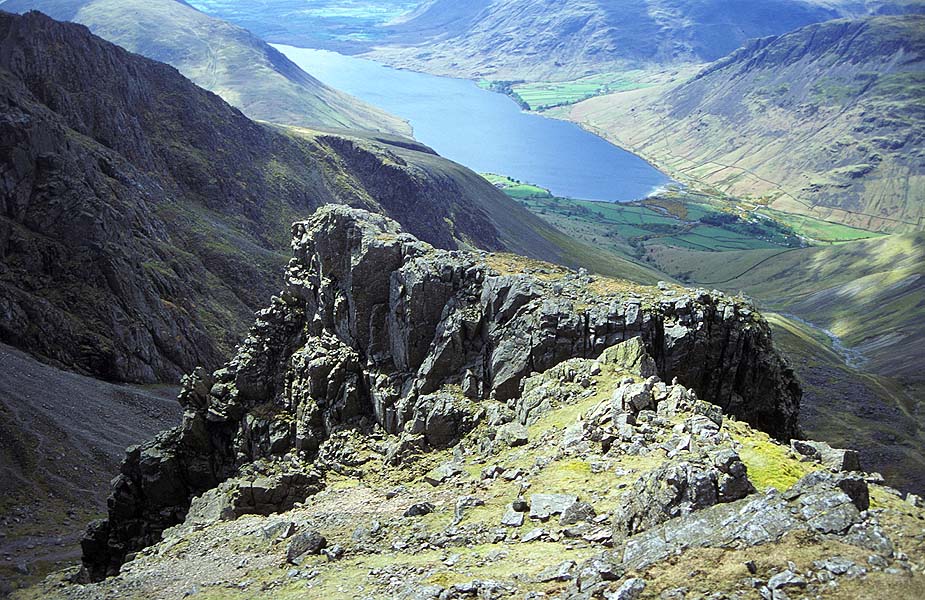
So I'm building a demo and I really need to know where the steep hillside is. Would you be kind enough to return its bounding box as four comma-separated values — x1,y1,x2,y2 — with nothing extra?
364,0,925,80
649,234,925,379
566,16,925,232
0,10,610,386
0,0,410,134
0,344,181,587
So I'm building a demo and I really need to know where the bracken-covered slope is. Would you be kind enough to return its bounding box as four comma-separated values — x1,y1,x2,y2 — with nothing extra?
0,0,410,135
0,11,595,385
366,0,925,80
567,15,925,232
77,206,802,582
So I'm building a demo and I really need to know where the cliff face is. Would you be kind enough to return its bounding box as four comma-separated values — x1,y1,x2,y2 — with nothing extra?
0,11,570,383
80,206,801,580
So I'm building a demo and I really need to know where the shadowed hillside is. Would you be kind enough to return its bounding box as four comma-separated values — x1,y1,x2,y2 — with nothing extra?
1,10,641,385
0,0,411,134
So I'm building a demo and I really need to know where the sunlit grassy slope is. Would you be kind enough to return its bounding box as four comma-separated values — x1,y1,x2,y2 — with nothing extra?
648,233,925,379
566,16,925,233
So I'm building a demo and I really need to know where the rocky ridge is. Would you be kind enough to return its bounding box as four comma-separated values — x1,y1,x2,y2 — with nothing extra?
18,284,925,597
75,206,804,582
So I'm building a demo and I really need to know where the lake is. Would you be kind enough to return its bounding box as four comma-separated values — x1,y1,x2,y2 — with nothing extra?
276,45,671,202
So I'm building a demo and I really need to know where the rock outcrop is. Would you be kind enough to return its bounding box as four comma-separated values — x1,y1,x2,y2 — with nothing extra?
80,206,801,580
621,471,886,571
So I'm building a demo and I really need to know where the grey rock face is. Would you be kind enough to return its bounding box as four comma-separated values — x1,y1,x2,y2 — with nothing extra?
791,439,861,472
612,450,754,540
768,570,807,590
597,337,658,378
496,422,529,447
609,577,646,600
560,501,597,526
286,531,327,564
621,471,880,570
530,494,579,521
501,506,525,527
403,503,436,518
81,207,801,579
424,461,463,487
185,468,322,527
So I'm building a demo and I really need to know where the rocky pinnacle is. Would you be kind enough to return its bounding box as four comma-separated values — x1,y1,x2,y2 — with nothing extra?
80,206,801,580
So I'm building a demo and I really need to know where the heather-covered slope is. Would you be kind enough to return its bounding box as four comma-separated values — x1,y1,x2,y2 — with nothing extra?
566,16,925,232
0,11,600,385
0,0,410,135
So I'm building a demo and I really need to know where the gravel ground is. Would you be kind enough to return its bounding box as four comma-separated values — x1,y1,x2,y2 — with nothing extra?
0,344,181,593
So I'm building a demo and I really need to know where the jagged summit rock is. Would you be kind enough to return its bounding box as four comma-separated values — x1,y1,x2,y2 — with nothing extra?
79,205,801,580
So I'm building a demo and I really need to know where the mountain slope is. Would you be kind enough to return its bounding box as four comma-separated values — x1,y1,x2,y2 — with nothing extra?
0,343,181,587
566,15,925,232
24,208,924,600
364,0,925,80
0,0,410,135
0,10,618,386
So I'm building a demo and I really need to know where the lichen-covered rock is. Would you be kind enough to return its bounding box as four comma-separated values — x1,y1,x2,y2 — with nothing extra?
81,207,801,579
621,471,878,570
611,449,755,541
184,467,323,527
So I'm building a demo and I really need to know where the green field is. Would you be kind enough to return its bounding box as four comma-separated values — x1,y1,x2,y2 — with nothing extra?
757,207,885,243
505,71,653,110
483,174,799,255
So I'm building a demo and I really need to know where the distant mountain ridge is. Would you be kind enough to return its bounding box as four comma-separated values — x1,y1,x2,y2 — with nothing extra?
0,10,594,384
364,0,925,80
566,15,925,232
0,0,411,134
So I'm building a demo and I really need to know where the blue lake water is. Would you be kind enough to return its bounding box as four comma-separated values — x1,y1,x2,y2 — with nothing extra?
276,45,671,202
